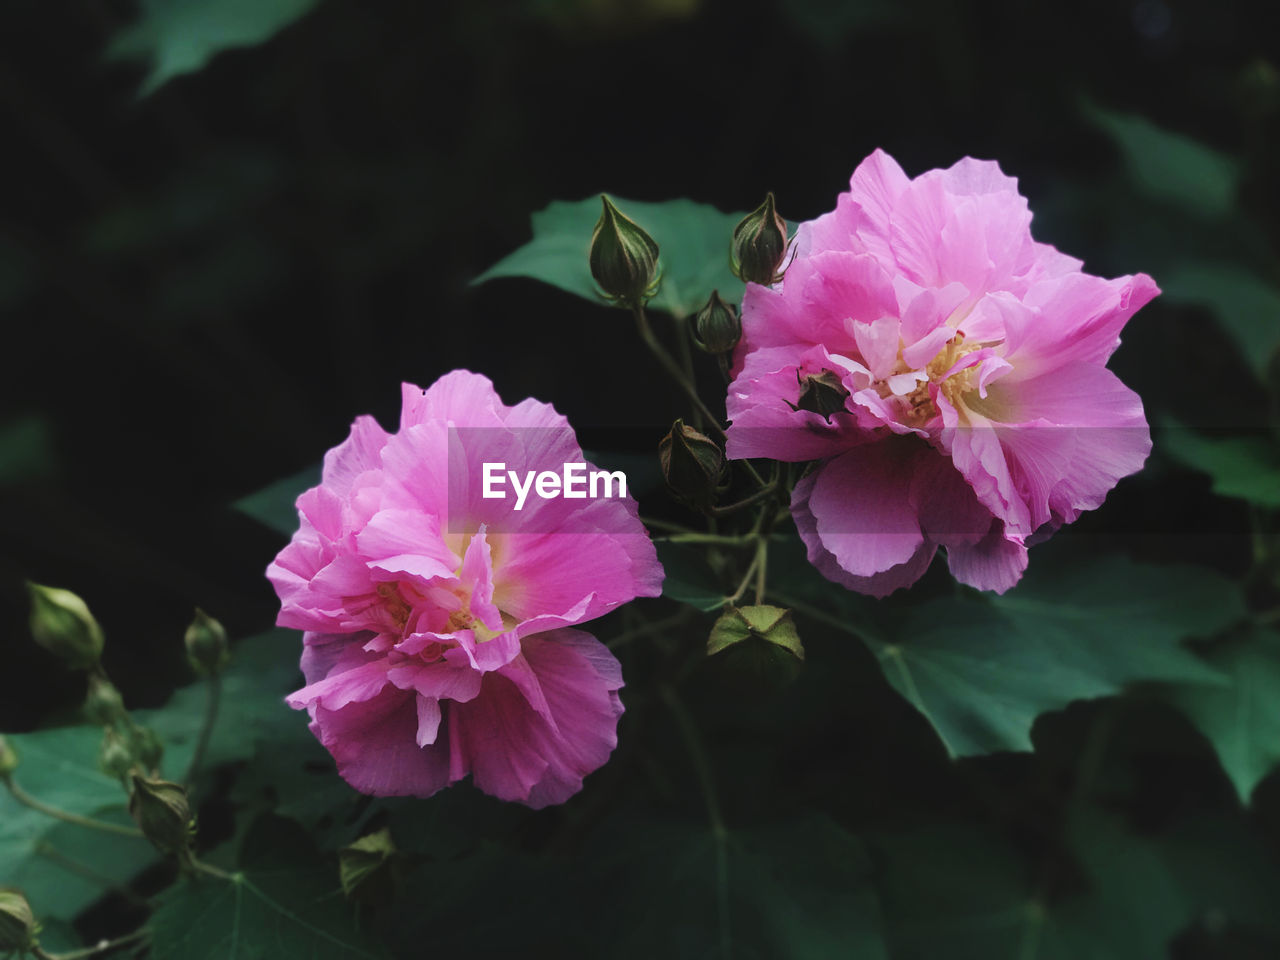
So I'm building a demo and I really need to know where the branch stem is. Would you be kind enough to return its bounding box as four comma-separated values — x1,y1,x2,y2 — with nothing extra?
3,777,142,838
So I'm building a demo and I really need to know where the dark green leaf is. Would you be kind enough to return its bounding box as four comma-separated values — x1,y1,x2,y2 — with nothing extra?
474,196,747,318
134,629,303,778
232,465,320,536
784,550,1241,756
1159,263,1280,382
1161,627,1280,803
107,0,321,96
0,727,153,922
875,807,1280,959
1084,104,1239,219
655,542,727,611
1159,420,1280,508
149,815,386,959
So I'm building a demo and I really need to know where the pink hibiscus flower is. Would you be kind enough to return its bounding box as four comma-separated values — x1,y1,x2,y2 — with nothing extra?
726,150,1158,596
267,371,663,807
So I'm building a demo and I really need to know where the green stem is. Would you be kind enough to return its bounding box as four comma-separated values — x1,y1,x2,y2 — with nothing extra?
672,315,704,432
183,672,222,786
754,536,769,605
708,481,778,517
40,928,150,960
191,857,237,881
632,304,726,441
724,553,761,608
658,686,730,959
3,777,143,838
660,532,758,546
639,515,702,535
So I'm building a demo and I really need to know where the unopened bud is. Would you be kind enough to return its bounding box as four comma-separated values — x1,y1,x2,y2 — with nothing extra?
26,582,104,670
0,736,18,779
339,828,398,903
99,728,134,781
708,604,804,660
731,192,788,286
0,888,40,955
129,775,195,859
659,420,724,509
129,726,164,773
184,608,229,677
691,290,741,354
84,673,126,726
787,369,850,421
589,195,660,305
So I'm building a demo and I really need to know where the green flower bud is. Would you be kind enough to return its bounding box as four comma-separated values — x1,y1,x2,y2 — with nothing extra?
129,775,195,859
589,195,660,306
691,290,741,355
26,582,104,670
129,726,164,774
83,673,126,726
787,369,850,422
707,604,804,660
731,192,789,286
339,828,398,903
0,888,40,955
659,419,724,510
0,735,18,779
99,728,134,781
184,608,230,677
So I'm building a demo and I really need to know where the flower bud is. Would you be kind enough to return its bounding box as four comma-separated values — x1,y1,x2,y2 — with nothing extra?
99,728,134,781
129,775,195,859
659,420,724,509
707,604,804,660
731,192,789,286
26,582,104,670
589,195,660,305
0,888,40,955
184,608,230,677
129,726,164,773
691,290,741,355
339,828,398,903
787,369,850,421
83,673,126,726
0,735,18,779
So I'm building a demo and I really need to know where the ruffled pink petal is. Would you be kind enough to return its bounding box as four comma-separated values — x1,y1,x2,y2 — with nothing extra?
321,415,391,498
791,470,936,598
447,629,624,808
944,522,1028,594
310,685,451,797
806,443,927,578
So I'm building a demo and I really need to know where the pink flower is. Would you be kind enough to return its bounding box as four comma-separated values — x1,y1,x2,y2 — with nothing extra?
267,371,663,807
726,150,1158,596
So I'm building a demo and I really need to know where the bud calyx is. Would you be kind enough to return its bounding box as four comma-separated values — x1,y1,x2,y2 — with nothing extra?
589,195,660,306
731,192,789,286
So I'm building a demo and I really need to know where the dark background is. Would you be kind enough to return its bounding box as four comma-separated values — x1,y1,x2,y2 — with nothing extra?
0,0,1274,778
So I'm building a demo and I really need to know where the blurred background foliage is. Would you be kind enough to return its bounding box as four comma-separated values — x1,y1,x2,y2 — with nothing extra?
2,0,1280,956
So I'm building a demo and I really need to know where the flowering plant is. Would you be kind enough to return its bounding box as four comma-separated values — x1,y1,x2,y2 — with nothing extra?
726,150,1158,595
268,371,663,805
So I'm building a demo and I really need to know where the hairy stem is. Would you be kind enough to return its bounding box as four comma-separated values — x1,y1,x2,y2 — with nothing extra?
632,304,726,440
3,777,142,838
183,672,222,787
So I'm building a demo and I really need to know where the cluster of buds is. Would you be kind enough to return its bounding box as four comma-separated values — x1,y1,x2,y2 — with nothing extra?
589,195,660,306
731,193,789,286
